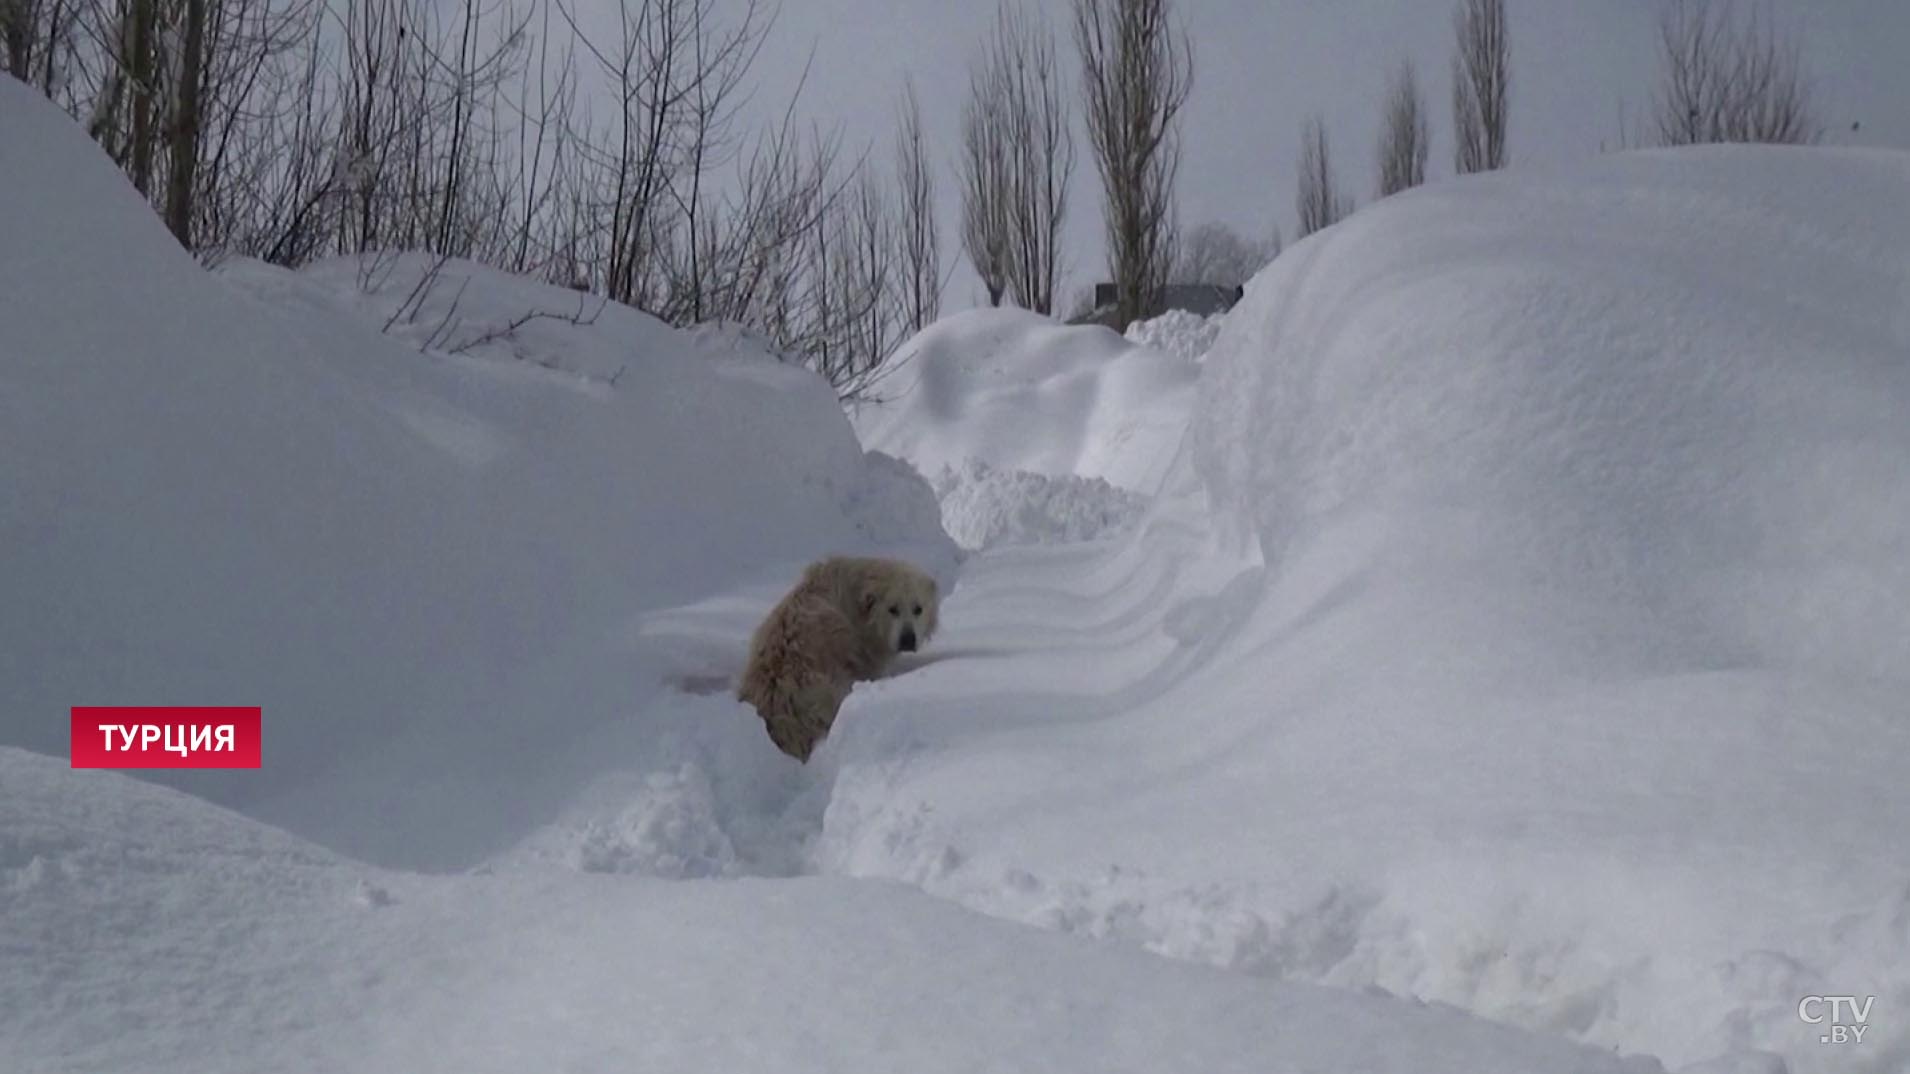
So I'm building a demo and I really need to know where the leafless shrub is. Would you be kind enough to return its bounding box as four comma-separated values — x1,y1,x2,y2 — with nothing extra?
1651,0,1820,146
1451,0,1508,174
18,0,930,399
558,0,769,307
1376,58,1429,197
1072,0,1191,327
801,164,903,403
447,291,607,355
1174,221,1278,288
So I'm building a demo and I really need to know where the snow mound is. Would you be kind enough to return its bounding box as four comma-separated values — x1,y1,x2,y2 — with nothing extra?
0,76,950,871
818,148,1910,1073
1199,148,1910,685
932,457,1151,550
0,747,1650,1074
1125,307,1227,362
854,307,1198,494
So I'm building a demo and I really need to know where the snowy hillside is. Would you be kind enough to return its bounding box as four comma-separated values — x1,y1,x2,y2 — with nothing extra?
819,149,1910,1073
0,74,1655,1073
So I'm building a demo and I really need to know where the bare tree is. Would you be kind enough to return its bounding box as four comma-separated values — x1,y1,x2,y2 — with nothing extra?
2,0,35,77
1174,221,1277,288
843,168,896,371
670,97,842,336
1651,0,1820,146
1072,0,1191,327
16,0,930,397
161,0,208,243
978,2,1073,315
893,78,942,334
1,0,85,97
802,162,901,401
1295,115,1351,239
501,0,581,274
1451,0,1508,174
958,21,1012,307
1376,57,1429,197
127,0,157,193
21,0,73,97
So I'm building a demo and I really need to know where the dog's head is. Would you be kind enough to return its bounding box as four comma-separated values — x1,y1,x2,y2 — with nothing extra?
859,571,939,655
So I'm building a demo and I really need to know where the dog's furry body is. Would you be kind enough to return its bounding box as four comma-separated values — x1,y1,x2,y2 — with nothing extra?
737,556,939,761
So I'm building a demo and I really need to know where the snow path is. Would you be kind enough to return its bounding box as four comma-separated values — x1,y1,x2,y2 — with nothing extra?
4,748,1645,1074
766,506,1906,1074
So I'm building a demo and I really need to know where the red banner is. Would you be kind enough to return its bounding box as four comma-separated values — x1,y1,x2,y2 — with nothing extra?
70,707,262,768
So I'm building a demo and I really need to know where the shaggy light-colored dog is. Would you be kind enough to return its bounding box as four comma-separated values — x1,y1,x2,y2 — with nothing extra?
737,556,939,761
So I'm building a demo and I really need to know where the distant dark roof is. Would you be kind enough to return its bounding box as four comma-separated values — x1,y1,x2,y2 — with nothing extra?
1086,282,1244,320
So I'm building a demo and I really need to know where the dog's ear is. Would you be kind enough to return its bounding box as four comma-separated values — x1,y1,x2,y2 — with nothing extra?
859,587,882,618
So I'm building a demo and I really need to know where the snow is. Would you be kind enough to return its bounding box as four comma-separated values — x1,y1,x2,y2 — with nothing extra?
1125,307,1228,363
0,71,952,872
2,747,1653,1074
819,147,1910,1073
6,71,1908,1074
856,307,1204,550
930,456,1151,550
853,306,1198,494
0,75,1646,1073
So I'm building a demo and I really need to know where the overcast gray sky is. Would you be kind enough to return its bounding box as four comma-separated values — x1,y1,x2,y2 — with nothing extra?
741,1,1907,309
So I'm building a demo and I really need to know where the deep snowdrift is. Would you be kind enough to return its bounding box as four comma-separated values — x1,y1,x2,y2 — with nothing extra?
853,307,1198,494
2,76,1651,1074
1,746,1653,1074
820,148,1910,1073
0,75,950,870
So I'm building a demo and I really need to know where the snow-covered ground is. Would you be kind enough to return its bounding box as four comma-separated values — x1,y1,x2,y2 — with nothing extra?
6,70,1909,1074
0,75,1653,1073
3,746,1652,1074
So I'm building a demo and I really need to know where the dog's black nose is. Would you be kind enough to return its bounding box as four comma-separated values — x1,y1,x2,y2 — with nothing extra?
898,630,918,652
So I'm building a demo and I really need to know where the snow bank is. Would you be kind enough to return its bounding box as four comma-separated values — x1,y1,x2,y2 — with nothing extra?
854,307,1198,494
931,457,1150,551
0,746,1651,1074
0,75,950,871
1125,307,1227,362
818,148,1910,1073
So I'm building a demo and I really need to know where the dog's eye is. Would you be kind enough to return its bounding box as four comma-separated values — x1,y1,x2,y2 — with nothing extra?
888,605,900,616
912,605,922,616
